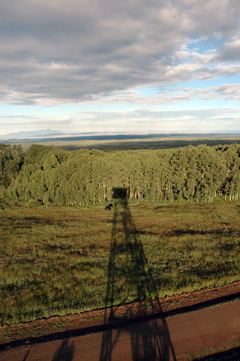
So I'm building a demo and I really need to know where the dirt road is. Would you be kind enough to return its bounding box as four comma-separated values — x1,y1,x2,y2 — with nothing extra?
0,299,239,361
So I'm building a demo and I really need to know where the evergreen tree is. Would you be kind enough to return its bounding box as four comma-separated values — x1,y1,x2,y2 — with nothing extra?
4,143,240,206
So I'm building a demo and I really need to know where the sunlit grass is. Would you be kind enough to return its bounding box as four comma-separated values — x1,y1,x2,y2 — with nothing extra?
0,201,239,325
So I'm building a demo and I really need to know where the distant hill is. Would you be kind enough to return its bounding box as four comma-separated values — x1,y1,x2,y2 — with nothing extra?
1,130,240,144
1,129,64,139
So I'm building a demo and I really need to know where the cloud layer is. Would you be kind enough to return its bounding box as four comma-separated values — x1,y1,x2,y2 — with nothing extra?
1,0,240,106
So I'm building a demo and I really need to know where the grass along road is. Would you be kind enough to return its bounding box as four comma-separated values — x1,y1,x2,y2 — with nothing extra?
0,299,239,361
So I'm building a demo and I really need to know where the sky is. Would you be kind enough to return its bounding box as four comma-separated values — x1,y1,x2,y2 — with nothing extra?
1,0,240,136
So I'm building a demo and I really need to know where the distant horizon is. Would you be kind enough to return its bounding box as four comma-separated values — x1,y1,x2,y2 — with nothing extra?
2,128,240,143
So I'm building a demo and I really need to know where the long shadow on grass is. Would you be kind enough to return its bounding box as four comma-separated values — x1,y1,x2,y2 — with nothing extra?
99,188,176,361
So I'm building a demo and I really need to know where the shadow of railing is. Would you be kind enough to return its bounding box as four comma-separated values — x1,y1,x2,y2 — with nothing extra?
99,188,176,361
21,349,31,361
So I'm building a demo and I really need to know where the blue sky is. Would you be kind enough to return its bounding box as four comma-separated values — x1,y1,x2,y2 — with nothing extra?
1,0,240,137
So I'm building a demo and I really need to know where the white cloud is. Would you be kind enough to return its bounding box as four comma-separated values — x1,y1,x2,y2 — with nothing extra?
0,0,240,106
82,82,240,107
1,106,240,135
70,107,240,133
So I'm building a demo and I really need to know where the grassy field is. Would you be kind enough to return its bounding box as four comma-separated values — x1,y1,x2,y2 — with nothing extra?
0,199,239,326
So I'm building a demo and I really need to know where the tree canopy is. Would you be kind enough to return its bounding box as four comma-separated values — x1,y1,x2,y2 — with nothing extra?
2,143,240,205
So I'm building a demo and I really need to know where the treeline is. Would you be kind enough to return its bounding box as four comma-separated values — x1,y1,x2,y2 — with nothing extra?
0,144,24,188
1,143,240,205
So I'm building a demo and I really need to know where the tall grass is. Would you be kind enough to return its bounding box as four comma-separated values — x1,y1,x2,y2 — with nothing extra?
0,201,239,326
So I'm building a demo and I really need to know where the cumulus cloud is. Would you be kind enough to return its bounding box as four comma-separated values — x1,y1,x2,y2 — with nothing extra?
82,83,240,106
1,0,240,105
215,39,240,62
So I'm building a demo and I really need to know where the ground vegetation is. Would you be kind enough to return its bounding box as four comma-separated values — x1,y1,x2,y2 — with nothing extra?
0,201,239,326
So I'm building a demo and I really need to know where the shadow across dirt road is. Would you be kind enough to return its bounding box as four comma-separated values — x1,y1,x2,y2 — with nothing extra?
20,339,75,361
51,339,75,361
21,349,31,361
99,188,176,361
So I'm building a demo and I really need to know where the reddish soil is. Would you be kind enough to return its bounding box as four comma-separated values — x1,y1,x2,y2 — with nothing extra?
0,282,239,360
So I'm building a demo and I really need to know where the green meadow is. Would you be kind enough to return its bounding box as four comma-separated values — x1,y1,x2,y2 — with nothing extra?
0,200,239,326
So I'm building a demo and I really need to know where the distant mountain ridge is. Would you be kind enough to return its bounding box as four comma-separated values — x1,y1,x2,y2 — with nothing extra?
1,129,240,143
1,129,64,139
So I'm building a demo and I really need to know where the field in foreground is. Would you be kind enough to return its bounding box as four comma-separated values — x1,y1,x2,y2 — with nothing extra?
0,200,239,326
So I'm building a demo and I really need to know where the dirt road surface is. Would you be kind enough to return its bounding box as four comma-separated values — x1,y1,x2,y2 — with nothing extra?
0,299,239,361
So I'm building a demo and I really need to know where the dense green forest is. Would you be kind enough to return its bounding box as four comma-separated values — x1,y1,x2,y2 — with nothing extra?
1,143,240,206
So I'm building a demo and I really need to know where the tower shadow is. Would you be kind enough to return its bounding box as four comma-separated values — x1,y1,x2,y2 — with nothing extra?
99,188,176,361
51,338,75,361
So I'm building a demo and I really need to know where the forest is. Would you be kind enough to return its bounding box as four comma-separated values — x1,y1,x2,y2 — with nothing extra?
1,142,240,206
